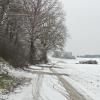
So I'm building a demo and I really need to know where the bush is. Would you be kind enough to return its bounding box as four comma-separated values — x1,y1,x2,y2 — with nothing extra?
79,60,98,64
0,38,29,67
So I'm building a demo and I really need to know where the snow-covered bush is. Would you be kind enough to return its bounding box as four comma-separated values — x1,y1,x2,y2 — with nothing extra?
79,60,98,64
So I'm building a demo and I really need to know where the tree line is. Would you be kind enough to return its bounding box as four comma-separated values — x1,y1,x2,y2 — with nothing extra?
0,0,68,67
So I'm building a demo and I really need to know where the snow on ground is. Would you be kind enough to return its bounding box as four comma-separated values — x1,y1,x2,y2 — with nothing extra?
1,57,100,100
37,75,68,100
50,57,100,100
0,64,69,100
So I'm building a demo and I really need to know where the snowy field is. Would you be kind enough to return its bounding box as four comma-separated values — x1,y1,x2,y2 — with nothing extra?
0,65,69,100
1,57,100,100
51,57,100,100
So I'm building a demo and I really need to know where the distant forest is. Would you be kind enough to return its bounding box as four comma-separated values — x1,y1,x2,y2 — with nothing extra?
78,55,100,58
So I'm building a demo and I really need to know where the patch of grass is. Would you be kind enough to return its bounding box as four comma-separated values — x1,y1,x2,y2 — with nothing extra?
0,74,17,91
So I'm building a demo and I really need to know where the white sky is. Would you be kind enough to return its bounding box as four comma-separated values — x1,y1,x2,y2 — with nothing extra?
62,0,100,55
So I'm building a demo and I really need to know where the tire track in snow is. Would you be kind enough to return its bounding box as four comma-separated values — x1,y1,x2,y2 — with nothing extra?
50,68,93,100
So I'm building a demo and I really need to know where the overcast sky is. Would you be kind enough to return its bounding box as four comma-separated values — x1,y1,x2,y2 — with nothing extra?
62,0,100,55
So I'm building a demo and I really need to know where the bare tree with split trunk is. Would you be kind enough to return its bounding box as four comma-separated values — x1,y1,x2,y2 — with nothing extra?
0,0,68,66
23,0,68,64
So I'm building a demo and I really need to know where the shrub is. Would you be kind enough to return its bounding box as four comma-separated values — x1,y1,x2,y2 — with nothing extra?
79,60,98,64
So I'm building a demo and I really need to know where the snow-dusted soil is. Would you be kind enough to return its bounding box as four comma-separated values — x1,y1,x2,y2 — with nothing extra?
1,57,100,100
50,57,100,100
0,65,69,100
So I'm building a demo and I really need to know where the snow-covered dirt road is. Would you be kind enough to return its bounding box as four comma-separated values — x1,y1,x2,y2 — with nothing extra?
1,63,94,100
50,68,93,100
50,57,100,100
1,66,69,100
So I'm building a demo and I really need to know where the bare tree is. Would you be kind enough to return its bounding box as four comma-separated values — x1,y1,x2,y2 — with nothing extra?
0,0,68,66
0,0,30,67
23,0,67,64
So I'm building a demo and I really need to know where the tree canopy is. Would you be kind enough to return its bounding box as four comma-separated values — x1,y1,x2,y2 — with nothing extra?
0,0,68,67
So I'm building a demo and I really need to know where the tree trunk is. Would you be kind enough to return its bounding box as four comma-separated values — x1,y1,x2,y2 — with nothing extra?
29,38,34,64
41,49,48,64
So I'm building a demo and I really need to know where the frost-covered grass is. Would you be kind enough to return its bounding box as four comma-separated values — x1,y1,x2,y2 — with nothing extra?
0,59,18,92
0,59,32,100
0,73,16,91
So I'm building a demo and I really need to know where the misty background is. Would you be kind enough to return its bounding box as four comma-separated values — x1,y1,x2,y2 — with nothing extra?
62,0,100,55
